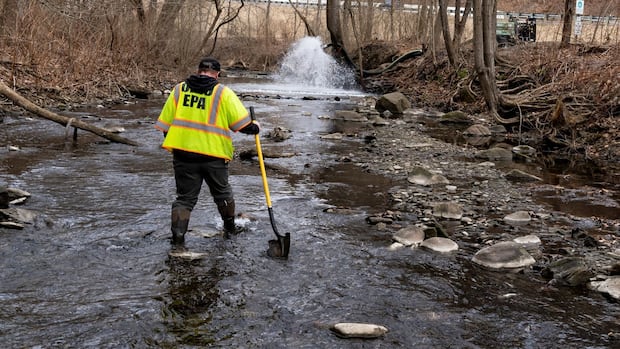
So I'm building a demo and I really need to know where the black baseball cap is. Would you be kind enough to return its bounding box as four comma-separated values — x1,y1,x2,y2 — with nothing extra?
198,57,221,71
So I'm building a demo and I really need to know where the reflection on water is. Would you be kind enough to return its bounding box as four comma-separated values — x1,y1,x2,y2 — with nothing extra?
163,253,223,346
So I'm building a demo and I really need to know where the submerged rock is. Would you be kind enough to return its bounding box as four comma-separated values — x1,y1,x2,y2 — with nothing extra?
439,110,471,124
463,124,492,136
334,110,367,122
541,257,593,287
475,147,513,161
505,169,543,182
472,241,536,270
330,322,388,339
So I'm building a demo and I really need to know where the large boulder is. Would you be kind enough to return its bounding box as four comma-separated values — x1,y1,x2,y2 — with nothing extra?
375,92,411,115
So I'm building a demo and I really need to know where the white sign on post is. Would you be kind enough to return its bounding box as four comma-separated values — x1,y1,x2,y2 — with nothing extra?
576,0,585,15
574,15,583,36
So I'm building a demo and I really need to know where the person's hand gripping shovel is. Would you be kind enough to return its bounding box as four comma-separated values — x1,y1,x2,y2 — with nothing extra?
250,107,291,259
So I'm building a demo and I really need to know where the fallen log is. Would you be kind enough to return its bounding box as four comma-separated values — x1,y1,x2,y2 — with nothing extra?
0,79,139,146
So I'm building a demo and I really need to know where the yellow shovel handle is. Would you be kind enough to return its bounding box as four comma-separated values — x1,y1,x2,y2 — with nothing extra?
255,133,272,208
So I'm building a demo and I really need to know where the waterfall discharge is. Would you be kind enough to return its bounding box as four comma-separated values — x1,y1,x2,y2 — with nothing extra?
274,37,357,90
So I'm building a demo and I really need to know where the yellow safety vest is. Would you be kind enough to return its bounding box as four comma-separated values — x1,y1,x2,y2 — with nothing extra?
155,82,250,161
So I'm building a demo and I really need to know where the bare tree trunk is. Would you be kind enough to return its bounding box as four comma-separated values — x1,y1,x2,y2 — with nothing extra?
326,0,354,67
473,0,498,113
561,0,576,47
154,0,187,50
265,0,271,43
362,0,373,42
453,0,473,55
438,0,456,67
0,80,139,146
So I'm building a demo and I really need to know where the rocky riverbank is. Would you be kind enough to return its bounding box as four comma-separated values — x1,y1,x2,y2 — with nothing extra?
329,92,620,302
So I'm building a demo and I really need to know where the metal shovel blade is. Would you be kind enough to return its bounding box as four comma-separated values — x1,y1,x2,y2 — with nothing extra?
267,233,291,259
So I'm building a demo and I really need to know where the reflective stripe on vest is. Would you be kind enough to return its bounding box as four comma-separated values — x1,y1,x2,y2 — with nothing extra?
154,82,183,132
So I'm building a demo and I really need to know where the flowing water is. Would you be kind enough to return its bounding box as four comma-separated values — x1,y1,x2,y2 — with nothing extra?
1,38,618,348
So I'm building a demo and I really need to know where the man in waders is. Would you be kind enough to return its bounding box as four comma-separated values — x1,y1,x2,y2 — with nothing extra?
155,57,260,245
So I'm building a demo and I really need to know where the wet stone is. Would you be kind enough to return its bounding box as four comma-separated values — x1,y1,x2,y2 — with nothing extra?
432,202,463,220
375,92,410,114
334,110,367,122
420,237,459,253
0,207,37,225
542,257,593,287
330,322,388,339
504,211,531,226
393,225,425,246
505,169,543,182
513,234,542,245
321,132,343,140
512,144,537,157
266,126,292,141
388,242,405,251
439,110,471,124
475,147,513,161
407,166,449,186
589,277,620,300
472,241,536,270
463,124,492,136
168,250,209,260
7,187,31,202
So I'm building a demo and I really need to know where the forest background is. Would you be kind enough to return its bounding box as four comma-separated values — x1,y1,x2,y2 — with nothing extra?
0,0,618,169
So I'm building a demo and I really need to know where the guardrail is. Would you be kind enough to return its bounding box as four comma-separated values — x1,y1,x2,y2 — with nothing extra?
244,0,619,22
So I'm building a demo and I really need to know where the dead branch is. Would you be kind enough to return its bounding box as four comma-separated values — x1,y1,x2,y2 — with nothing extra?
0,79,139,146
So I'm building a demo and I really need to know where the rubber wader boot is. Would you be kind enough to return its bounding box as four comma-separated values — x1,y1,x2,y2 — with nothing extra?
217,199,241,238
171,207,191,245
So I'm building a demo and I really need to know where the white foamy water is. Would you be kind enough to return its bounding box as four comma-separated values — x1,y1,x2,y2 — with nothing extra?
274,36,357,89
227,36,365,98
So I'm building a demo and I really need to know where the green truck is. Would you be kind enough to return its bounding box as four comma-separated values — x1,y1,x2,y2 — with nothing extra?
496,17,537,46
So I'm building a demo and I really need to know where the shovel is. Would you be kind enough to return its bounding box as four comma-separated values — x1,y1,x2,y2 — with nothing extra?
250,107,291,259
